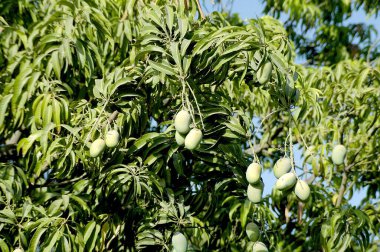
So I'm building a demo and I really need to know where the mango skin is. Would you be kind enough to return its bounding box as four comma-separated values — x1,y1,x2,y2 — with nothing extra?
257,61,273,84
275,172,297,190
294,180,310,201
172,232,187,252
105,130,120,148
252,242,268,252
175,131,186,146
184,129,202,150
90,138,106,157
246,222,260,242
246,162,262,185
247,181,264,203
332,144,347,165
273,158,292,179
174,110,191,134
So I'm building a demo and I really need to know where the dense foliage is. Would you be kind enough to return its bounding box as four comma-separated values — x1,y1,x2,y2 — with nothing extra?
0,0,379,251
262,0,380,65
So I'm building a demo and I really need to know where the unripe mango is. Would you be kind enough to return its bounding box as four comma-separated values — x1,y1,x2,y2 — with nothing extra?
294,180,310,201
246,162,262,185
332,144,346,165
246,222,260,242
247,180,264,203
172,232,187,252
275,172,297,190
304,148,314,163
174,110,191,134
184,128,202,150
175,131,186,146
252,242,268,252
257,61,273,84
273,158,292,178
90,138,106,157
105,130,120,148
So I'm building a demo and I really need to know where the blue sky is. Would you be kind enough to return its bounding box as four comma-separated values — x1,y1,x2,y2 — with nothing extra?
202,0,377,206
203,0,380,30
203,0,380,64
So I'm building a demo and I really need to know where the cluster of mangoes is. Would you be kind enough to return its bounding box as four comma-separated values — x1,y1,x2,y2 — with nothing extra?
246,162,264,203
171,232,187,252
273,157,310,201
246,222,268,252
174,110,202,150
89,130,120,157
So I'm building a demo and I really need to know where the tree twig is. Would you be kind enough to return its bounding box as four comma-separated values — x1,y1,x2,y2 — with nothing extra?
285,204,290,223
336,170,348,207
195,0,205,19
297,202,304,224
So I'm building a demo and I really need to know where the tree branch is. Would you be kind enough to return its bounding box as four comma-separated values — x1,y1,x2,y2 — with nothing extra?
103,111,119,128
195,0,205,19
336,170,348,207
297,202,304,224
285,203,290,223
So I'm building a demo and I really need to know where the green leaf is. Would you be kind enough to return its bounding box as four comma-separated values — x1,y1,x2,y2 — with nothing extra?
148,60,177,76
224,117,246,137
47,199,63,216
17,130,43,156
29,227,47,252
177,17,188,40
69,195,90,213
144,153,162,166
84,221,96,246
86,223,100,251
126,132,160,155
229,201,241,221
170,42,182,70
165,5,174,33
42,230,62,252
240,199,251,228
0,94,12,130
0,239,10,252
270,52,287,73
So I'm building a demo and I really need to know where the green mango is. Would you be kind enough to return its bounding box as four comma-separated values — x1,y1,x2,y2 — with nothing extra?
246,162,262,185
172,232,187,252
275,172,297,190
175,131,186,146
257,61,273,84
332,144,347,165
184,128,202,150
252,242,268,252
273,157,292,179
105,130,120,148
294,180,310,201
90,138,106,157
174,110,191,134
247,180,264,203
246,222,260,242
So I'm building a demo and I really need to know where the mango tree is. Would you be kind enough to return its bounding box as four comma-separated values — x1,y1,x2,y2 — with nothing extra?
0,0,378,251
